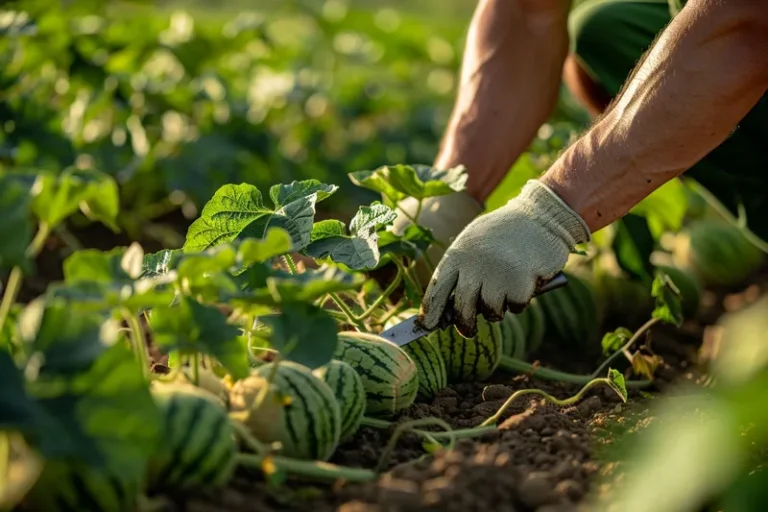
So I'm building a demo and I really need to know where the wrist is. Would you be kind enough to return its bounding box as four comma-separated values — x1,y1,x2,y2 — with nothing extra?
514,179,591,246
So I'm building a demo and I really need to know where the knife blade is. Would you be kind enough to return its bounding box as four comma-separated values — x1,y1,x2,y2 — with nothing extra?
378,271,568,347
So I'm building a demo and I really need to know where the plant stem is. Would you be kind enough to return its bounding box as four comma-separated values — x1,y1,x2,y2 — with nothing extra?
329,293,367,331
480,377,619,427
230,418,267,454
414,199,423,223
191,353,200,385
498,356,651,388
283,254,299,274
591,317,661,379
236,453,376,483
395,205,419,224
361,417,497,441
394,257,421,296
122,308,150,379
354,267,402,321
0,223,50,333
374,300,407,326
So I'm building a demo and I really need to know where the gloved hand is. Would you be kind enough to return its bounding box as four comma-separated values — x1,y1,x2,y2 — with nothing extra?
419,179,591,337
390,190,485,285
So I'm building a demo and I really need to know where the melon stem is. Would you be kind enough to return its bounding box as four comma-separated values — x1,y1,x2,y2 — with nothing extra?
361,417,497,441
498,356,651,388
235,453,376,482
480,375,625,427
354,267,403,321
590,317,661,379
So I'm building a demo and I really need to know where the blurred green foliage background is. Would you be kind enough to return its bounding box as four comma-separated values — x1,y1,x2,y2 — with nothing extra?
0,0,589,253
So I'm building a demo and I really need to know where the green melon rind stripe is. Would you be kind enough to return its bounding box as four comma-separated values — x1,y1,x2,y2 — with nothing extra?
280,372,320,459
170,409,231,486
404,338,446,397
284,367,341,460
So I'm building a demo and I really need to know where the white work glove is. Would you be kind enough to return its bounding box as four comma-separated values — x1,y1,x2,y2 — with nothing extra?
391,190,484,285
419,179,591,337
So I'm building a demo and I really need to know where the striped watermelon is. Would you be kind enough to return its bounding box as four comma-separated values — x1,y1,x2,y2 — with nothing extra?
229,361,342,461
672,220,765,288
384,310,448,400
518,299,546,354
22,461,140,512
536,271,600,350
334,331,419,417
426,315,503,383
499,312,525,359
312,360,366,441
147,382,237,490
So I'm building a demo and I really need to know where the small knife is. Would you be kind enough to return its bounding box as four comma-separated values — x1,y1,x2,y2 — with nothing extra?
378,272,568,347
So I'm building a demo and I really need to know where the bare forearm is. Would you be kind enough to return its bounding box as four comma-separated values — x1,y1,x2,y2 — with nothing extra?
542,0,768,232
436,0,571,203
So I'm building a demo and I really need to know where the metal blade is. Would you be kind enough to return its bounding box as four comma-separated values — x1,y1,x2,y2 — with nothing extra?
378,313,432,347
378,271,569,348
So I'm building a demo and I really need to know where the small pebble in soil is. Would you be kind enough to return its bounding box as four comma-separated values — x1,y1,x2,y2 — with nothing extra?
517,472,558,508
576,396,602,417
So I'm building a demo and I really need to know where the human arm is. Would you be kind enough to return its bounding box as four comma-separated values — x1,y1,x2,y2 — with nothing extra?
436,0,572,203
421,0,768,335
541,0,768,233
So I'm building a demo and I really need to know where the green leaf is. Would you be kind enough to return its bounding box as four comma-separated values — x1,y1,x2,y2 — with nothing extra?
3,304,162,482
303,203,396,270
651,270,684,327
27,342,162,481
12,167,120,230
183,180,337,253
348,164,467,203
607,369,628,402
612,214,656,282
260,302,338,369
231,264,365,307
601,327,634,356
17,298,121,375
0,175,33,271
149,296,248,380
57,245,175,313
63,243,144,284
377,224,436,264
238,228,294,266
310,220,346,242
629,179,689,239
141,249,181,278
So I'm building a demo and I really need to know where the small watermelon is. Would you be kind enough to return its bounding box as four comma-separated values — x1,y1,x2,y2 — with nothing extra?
536,271,600,350
148,382,237,490
426,314,503,384
229,361,342,461
520,299,546,354
672,220,765,288
384,309,448,400
22,461,141,512
335,331,419,417
313,360,367,441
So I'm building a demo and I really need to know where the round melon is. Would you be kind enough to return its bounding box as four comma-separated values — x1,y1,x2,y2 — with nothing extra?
229,361,342,461
148,382,237,490
313,360,366,441
383,309,448,400
334,331,419,417
23,461,141,512
672,220,765,288
426,314,503,384
536,271,600,350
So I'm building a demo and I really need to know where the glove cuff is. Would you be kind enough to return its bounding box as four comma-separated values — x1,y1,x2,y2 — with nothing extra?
515,179,591,246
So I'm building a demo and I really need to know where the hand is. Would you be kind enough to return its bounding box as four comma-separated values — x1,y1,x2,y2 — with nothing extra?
419,179,590,337
390,190,484,285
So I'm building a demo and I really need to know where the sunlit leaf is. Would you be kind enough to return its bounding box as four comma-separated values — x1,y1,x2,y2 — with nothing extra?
377,223,436,264
630,179,689,238
183,181,337,253
149,296,248,380
304,203,396,270
651,270,684,327
260,302,338,369
348,164,467,203
238,228,294,265
601,327,633,356
607,368,628,402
